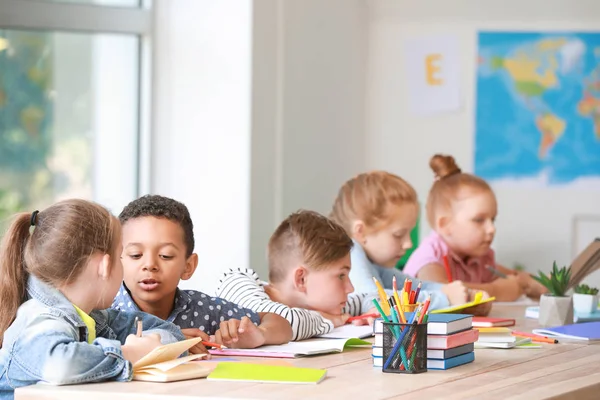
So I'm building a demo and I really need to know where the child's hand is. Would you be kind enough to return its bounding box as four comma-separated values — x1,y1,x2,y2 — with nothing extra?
441,280,469,305
180,328,211,357
517,272,547,299
214,316,266,349
351,307,380,326
121,333,162,365
463,290,492,316
491,274,524,301
319,311,350,328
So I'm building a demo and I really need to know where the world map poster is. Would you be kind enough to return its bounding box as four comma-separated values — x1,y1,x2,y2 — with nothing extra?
475,32,600,186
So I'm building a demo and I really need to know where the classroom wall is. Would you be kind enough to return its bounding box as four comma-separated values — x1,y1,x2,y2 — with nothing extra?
152,0,367,291
366,0,600,286
249,0,368,277
152,1,253,293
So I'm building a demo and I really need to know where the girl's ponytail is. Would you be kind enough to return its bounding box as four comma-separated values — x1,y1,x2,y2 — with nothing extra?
0,213,33,346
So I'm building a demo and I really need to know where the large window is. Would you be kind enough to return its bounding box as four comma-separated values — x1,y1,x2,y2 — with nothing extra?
0,0,151,229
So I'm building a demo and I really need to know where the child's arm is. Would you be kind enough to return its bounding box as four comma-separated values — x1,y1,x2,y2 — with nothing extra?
495,264,547,299
463,276,524,302
101,309,185,344
216,268,335,341
12,315,134,385
214,313,292,348
413,262,451,283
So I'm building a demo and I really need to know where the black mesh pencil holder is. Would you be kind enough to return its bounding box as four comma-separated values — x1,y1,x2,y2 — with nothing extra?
382,322,427,374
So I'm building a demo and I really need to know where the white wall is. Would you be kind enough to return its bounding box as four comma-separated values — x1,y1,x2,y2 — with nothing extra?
249,0,368,276
366,0,600,286
152,0,252,293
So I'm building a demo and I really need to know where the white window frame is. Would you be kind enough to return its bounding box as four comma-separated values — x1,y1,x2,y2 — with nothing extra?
0,0,154,197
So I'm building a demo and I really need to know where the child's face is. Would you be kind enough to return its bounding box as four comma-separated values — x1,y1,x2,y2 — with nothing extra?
441,189,497,258
362,203,418,267
121,216,196,309
303,254,354,315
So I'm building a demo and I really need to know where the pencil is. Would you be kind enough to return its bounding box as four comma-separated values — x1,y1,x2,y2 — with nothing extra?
512,331,559,344
442,255,453,282
202,341,228,349
414,282,422,303
136,318,143,337
347,313,379,322
486,265,508,279
373,277,391,316
392,277,405,323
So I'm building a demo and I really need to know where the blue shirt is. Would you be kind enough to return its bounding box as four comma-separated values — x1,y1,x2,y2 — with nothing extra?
0,276,184,400
112,283,261,335
349,240,450,310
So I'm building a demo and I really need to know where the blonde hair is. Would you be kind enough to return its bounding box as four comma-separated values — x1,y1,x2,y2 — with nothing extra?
0,199,119,346
330,171,418,234
426,154,494,227
268,210,353,283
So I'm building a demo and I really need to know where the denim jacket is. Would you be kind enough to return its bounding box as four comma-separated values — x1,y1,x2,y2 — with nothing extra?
0,276,185,400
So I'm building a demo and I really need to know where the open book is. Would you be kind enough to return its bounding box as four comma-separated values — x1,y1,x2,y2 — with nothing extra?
316,324,374,339
133,337,210,382
568,238,600,290
209,338,370,358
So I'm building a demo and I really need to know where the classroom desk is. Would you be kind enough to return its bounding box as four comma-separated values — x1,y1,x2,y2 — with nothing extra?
15,305,600,400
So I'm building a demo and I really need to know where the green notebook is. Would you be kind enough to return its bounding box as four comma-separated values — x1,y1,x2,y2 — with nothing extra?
207,362,327,384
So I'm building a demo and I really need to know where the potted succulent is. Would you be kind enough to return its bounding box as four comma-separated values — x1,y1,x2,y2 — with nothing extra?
573,284,599,314
533,262,573,327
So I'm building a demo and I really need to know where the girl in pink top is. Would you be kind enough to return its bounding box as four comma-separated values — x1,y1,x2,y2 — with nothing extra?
404,154,546,301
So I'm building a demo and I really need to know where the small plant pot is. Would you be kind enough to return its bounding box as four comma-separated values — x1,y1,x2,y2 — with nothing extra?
573,293,599,315
538,294,573,327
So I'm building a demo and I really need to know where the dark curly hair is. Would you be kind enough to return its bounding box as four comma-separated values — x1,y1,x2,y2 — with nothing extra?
119,195,195,256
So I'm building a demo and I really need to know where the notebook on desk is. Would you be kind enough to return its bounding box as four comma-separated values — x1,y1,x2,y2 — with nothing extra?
207,362,327,385
532,322,600,342
317,324,374,339
209,338,371,358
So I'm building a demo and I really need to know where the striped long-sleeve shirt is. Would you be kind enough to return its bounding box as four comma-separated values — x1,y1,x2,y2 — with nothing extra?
216,267,376,341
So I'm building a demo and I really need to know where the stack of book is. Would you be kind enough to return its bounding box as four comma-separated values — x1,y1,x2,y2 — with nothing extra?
373,313,478,370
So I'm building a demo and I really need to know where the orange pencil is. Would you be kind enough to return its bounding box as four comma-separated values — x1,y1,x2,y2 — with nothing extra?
442,255,453,283
202,341,228,349
512,331,558,344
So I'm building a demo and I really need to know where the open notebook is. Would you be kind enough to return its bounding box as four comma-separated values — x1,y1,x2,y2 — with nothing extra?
209,338,370,358
316,324,374,339
133,337,210,382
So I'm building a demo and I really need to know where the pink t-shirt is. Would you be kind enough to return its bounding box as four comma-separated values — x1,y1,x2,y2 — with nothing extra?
404,231,497,284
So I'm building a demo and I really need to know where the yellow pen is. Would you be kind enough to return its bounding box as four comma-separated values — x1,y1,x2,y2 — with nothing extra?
372,277,391,316
474,291,483,303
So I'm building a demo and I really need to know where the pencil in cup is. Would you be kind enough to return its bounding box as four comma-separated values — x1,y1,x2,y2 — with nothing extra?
382,321,428,374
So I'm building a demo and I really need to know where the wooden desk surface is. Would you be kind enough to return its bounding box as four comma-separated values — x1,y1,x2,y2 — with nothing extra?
16,305,600,400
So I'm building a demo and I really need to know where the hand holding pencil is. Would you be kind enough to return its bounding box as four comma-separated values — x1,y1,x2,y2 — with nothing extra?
121,318,163,364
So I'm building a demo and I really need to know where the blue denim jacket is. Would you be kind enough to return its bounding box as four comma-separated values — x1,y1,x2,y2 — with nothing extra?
0,276,185,400
349,240,451,310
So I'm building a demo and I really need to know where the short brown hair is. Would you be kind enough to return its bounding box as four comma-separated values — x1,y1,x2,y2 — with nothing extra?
268,210,353,283
0,199,119,346
426,154,494,227
119,195,195,257
330,171,418,234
